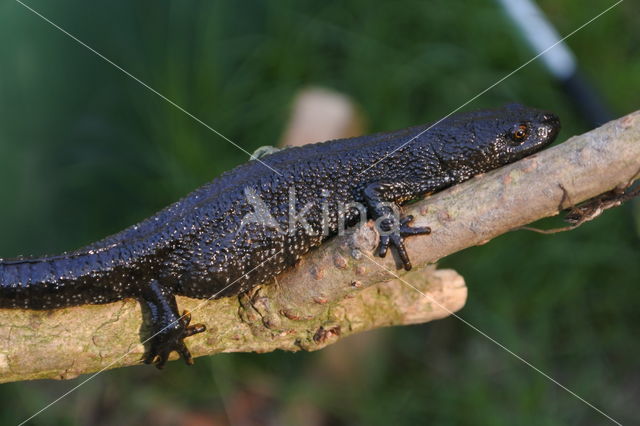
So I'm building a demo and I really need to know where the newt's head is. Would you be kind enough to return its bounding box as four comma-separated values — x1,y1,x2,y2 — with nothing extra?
436,103,561,179
489,103,560,162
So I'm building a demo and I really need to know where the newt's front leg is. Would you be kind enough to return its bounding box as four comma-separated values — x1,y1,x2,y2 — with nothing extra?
140,280,206,369
363,181,431,271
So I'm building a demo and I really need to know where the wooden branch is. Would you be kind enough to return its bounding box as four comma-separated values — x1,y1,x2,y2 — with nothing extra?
1,110,639,383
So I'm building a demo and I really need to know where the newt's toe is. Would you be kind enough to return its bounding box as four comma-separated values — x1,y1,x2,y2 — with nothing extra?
399,215,431,236
378,235,390,257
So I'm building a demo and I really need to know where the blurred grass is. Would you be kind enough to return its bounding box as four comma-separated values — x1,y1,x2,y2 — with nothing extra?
0,0,639,425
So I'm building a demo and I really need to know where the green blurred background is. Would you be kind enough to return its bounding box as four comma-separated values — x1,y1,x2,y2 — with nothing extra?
1,0,639,425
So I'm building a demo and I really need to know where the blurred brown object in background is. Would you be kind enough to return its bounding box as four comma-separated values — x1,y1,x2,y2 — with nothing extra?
280,87,365,147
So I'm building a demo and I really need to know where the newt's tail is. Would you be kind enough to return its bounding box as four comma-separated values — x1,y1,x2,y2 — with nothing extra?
0,249,133,310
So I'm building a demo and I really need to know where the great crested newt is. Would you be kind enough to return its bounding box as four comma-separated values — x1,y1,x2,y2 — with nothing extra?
0,104,561,368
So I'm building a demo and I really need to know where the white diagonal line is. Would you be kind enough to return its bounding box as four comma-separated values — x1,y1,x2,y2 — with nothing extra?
358,0,623,177
14,0,282,176
17,249,284,426
360,252,622,426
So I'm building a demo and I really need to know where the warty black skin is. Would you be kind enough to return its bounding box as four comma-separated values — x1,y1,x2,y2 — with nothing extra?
0,104,560,368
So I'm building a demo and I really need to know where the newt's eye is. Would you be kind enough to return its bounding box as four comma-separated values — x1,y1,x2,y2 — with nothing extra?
510,124,528,143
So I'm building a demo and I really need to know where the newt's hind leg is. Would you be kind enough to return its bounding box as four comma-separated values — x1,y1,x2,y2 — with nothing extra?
140,280,206,369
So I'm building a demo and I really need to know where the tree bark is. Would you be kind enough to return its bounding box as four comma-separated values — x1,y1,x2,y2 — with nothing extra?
0,110,638,383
